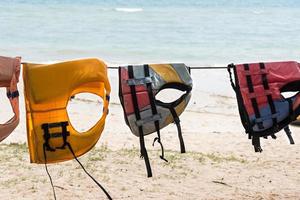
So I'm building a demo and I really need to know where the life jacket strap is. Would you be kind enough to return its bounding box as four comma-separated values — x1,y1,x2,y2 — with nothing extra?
252,136,262,153
128,65,152,178
284,126,295,145
259,63,278,131
143,64,168,163
227,64,236,91
152,136,168,162
41,121,70,151
41,121,69,200
244,64,264,130
42,122,112,200
6,90,19,99
169,107,186,153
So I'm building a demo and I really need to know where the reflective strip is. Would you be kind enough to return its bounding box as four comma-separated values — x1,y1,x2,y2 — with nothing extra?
254,112,280,123
247,91,272,99
127,77,153,86
241,69,268,76
136,114,162,127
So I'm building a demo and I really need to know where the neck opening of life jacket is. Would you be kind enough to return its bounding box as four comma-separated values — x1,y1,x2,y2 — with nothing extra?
228,61,300,152
23,58,112,200
0,56,21,142
119,63,193,177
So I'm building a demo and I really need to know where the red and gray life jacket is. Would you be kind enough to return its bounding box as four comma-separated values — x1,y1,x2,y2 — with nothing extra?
228,61,300,152
119,63,192,177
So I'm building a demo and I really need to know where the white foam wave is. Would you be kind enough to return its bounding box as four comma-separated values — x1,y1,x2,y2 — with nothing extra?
115,8,143,13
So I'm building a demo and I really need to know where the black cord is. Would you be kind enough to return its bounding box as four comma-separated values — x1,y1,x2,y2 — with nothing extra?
66,143,113,200
43,144,57,200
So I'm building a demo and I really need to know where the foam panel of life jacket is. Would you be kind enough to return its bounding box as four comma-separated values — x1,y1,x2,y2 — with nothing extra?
119,63,193,136
229,61,300,136
23,58,111,163
0,56,21,142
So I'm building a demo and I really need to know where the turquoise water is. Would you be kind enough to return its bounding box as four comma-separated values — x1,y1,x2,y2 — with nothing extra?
0,0,300,65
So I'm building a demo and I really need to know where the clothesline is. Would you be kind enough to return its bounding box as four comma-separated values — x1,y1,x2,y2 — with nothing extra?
107,66,228,70
20,62,227,70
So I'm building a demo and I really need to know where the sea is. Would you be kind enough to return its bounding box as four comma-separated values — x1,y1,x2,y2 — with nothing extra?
0,0,300,97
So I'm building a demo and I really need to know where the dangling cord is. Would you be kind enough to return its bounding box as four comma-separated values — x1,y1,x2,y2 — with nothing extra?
284,126,295,145
152,128,168,162
66,143,113,200
43,144,57,200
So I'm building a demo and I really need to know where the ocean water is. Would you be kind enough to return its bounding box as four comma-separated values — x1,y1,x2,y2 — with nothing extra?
1,0,300,64
0,0,300,96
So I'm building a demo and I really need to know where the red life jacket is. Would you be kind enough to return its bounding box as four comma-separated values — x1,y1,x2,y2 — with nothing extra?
228,61,300,152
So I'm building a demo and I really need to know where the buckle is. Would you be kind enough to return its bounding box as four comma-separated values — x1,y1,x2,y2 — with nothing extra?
41,121,70,151
7,90,19,99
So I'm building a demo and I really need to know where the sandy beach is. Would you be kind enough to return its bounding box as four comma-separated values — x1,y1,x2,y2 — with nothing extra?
0,71,299,200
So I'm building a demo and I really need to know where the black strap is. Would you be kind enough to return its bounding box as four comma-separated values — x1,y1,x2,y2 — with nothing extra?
42,122,70,151
259,63,278,131
284,126,295,145
287,98,294,119
285,98,295,144
244,64,263,151
128,65,152,177
227,64,236,91
144,64,167,162
7,90,19,99
42,124,55,152
252,136,262,152
42,122,112,199
169,107,186,153
244,64,263,129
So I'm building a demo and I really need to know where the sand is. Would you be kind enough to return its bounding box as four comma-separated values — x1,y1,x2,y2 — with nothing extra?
0,70,299,200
